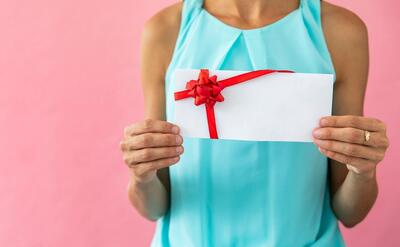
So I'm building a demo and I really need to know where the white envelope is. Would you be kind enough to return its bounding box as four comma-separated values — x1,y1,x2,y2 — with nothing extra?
171,69,334,142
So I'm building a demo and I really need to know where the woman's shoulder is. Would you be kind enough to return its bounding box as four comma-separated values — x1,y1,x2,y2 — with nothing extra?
321,1,368,46
141,2,183,70
320,1,369,81
143,2,182,36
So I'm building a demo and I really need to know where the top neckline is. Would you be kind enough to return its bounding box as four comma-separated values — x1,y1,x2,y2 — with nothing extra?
200,0,303,33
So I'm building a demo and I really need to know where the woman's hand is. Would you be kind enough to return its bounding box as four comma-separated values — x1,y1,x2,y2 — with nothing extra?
120,119,184,184
312,115,390,179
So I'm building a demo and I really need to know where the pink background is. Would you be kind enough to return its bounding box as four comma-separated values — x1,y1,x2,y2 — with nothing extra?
0,0,399,246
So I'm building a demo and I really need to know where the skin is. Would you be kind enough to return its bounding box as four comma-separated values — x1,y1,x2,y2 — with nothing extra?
119,0,390,227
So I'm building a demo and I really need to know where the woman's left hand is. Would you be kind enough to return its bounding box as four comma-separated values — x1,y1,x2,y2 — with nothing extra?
312,115,390,178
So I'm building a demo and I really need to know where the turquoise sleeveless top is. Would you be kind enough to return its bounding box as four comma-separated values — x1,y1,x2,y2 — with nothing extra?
150,0,346,246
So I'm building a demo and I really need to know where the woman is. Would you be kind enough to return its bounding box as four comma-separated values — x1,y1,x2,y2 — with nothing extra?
120,0,390,246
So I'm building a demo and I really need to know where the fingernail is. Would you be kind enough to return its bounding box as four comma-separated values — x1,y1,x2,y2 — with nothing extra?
320,118,329,126
175,135,182,144
172,126,179,134
176,146,183,153
313,138,321,144
313,129,322,138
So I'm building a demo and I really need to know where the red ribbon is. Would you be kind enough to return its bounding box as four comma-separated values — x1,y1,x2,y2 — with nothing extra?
174,69,294,139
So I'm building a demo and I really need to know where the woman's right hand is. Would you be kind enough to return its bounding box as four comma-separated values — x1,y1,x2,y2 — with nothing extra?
120,119,184,184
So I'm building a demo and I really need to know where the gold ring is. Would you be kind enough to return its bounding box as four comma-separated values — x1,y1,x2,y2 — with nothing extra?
364,130,371,143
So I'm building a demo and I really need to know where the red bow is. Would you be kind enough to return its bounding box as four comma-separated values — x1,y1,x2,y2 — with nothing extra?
174,69,294,139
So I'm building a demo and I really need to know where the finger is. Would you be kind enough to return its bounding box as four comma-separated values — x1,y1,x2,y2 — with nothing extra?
128,156,180,181
318,147,376,174
124,119,180,136
313,127,382,147
125,146,184,164
319,115,386,132
121,133,183,150
129,156,181,171
313,138,384,162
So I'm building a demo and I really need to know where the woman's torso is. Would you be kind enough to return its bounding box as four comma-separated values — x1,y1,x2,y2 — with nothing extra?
151,0,346,246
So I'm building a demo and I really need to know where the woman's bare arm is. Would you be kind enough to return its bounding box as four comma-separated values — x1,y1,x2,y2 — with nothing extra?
321,1,380,227
124,2,182,221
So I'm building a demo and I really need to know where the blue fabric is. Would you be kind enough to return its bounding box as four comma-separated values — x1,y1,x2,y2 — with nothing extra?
150,0,346,246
